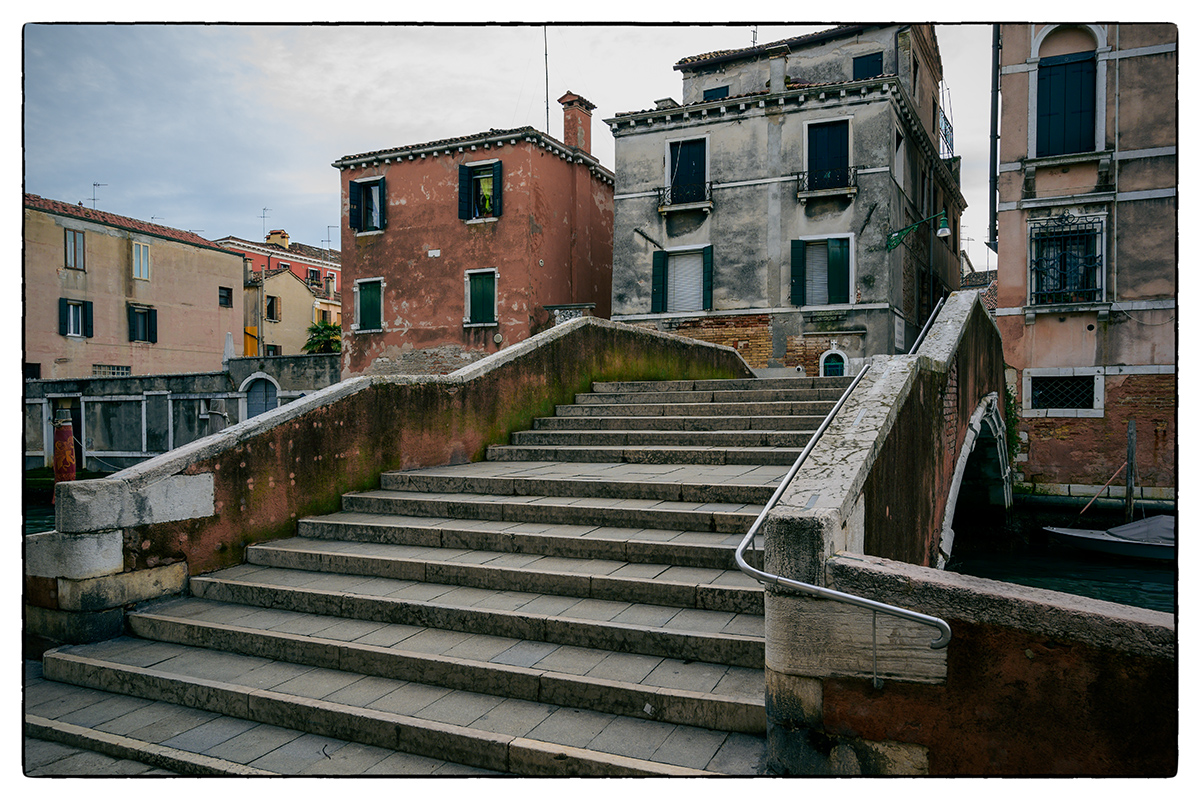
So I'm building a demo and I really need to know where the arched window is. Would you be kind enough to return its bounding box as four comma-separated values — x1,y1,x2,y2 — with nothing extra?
821,352,846,377
1035,26,1100,157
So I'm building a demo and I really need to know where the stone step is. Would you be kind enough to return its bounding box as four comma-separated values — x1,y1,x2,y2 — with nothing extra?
125,597,767,734
486,443,805,467
189,566,765,668
575,387,846,405
42,641,764,775
245,537,763,614
378,462,784,505
553,400,837,418
591,376,854,393
533,414,829,432
297,512,763,571
509,429,816,448
340,489,761,534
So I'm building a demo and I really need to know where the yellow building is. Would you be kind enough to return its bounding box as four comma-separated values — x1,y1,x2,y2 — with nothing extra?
244,266,341,357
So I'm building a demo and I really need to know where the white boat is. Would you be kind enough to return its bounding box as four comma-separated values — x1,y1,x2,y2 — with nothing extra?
1045,515,1175,561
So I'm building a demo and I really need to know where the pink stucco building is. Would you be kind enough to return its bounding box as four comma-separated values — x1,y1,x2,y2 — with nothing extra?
331,93,614,377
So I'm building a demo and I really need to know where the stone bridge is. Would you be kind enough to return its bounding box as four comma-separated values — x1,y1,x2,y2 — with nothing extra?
25,296,1175,776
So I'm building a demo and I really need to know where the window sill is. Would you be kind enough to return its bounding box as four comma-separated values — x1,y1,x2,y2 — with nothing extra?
466,217,499,225
1022,407,1104,419
354,229,384,237
1023,301,1109,324
463,321,498,328
351,327,383,334
657,201,712,215
797,186,857,204
1025,149,1113,169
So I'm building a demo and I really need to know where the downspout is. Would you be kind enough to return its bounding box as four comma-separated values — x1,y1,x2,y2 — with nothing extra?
987,24,1000,253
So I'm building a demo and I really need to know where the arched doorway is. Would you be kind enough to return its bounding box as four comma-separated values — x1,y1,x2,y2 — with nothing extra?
245,378,278,418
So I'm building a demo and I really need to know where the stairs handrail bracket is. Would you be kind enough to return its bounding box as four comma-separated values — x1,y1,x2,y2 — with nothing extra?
734,363,952,650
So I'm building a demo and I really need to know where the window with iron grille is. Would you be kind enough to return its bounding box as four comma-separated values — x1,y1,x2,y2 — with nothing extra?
1030,375,1094,410
92,364,132,378
1030,213,1103,305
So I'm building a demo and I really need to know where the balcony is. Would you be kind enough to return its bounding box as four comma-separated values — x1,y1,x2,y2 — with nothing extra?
1029,213,1104,307
657,182,713,214
796,166,858,203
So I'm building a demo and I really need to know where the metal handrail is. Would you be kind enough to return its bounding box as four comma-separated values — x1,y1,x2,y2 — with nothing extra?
909,296,946,355
734,363,952,650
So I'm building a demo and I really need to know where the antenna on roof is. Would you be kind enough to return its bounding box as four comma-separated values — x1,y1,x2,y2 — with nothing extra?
260,208,272,240
323,225,337,261
752,26,758,47
91,183,107,209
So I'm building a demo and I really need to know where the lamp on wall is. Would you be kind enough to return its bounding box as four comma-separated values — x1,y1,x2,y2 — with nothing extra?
886,211,951,251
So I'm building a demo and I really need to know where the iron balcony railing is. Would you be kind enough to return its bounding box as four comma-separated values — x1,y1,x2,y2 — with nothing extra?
657,181,713,208
1029,212,1104,305
796,165,858,194
734,298,952,666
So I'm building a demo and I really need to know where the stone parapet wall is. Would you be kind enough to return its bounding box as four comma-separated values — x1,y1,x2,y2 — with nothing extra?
26,317,751,647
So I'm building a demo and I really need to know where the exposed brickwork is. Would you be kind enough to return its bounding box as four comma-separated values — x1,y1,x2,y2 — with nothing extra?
784,335,842,376
1019,373,1176,488
663,314,773,368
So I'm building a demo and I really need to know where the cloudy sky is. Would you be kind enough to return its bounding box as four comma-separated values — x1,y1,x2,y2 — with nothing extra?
22,21,1000,269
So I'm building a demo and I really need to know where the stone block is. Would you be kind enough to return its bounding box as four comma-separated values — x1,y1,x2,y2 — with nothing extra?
25,604,125,645
56,561,188,613
56,473,215,534
25,529,124,580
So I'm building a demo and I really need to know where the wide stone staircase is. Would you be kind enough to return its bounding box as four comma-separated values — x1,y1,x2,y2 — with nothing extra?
28,376,851,776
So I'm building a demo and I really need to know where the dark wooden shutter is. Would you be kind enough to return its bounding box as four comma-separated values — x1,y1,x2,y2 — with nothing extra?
651,251,667,313
83,301,94,338
790,241,806,306
669,140,706,203
375,177,387,229
59,298,69,335
348,180,362,231
1037,52,1095,157
147,309,158,343
491,161,502,217
702,245,714,310
853,52,883,80
827,239,850,305
458,165,472,219
470,273,496,324
128,305,138,341
809,121,850,190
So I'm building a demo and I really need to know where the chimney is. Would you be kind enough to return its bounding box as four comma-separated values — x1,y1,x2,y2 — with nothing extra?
325,275,335,299
266,229,290,249
558,92,596,155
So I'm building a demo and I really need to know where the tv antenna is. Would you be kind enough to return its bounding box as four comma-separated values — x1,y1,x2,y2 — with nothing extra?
752,26,758,47
260,208,272,240
322,225,337,260
90,183,107,208
543,26,550,134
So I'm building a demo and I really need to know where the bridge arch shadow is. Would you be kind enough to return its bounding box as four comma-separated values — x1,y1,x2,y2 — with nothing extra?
938,392,1012,568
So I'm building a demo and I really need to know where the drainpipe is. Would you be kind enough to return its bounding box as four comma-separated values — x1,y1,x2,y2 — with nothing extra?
987,24,1000,253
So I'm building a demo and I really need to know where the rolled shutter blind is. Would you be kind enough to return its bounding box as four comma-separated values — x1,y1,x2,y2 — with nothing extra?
667,251,704,312
805,241,829,306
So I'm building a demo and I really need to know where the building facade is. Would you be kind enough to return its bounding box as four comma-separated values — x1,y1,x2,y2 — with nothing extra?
331,93,614,377
606,25,965,375
991,24,1177,495
243,266,342,357
23,194,245,381
215,229,341,298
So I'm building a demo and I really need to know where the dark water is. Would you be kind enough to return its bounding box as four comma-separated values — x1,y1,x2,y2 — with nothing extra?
947,504,1176,614
24,501,56,535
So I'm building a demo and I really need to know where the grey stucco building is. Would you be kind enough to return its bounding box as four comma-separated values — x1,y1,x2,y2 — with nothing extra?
606,24,966,376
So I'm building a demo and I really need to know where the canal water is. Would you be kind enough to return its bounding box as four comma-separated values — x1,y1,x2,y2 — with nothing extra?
947,503,1175,614
22,498,1175,614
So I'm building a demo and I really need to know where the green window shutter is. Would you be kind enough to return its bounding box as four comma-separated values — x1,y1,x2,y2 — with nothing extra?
827,238,850,305
59,298,69,336
470,273,496,324
375,177,387,229
147,309,158,343
458,165,472,219
348,181,362,231
359,282,382,330
702,245,713,310
790,240,806,306
83,301,94,338
128,305,138,341
491,161,503,217
651,251,667,313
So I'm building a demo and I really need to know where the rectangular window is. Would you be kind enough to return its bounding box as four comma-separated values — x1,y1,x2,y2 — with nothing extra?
219,286,233,307
354,278,383,332
265,295,281,321
349,177,386,232
24,363,41,380
1029,214,1103,305
459,162,503,220
133,242,150,280
667,139,707,205
58,298,93,338
702,86,729,101
853,52,884,80
92,364,132,378
464,270,498,325
807,120,851,190
651,246,714,313
265,344,282,357
128,306,158,343
791,238,851,306
1037,52,1096,157
1030,375,1094,410
65,229,85,270
307,268,321,285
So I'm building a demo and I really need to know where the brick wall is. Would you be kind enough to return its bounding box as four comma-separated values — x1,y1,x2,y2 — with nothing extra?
664,314,772,368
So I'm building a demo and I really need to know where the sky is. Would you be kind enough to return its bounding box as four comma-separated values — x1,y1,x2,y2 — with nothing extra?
20,21,1000,269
